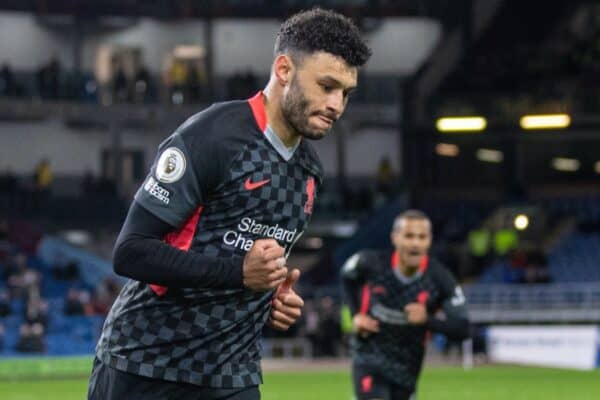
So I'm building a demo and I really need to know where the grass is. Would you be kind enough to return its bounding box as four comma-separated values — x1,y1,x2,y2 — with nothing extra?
1,366,600,399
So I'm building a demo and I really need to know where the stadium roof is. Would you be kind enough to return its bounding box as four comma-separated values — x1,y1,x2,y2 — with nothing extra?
0,0,455,19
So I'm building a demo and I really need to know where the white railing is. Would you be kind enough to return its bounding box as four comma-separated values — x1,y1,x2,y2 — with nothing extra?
464,283,600,322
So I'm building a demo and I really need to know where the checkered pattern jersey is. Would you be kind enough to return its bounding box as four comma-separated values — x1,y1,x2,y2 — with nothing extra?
95,93,323,388
343,250,466,391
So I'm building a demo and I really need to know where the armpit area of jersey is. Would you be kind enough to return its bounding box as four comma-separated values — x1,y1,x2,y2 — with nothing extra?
113,202,244,289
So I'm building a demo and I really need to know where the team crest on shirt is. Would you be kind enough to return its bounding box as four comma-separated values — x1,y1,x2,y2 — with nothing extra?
304,177,315,214
156,147,186,183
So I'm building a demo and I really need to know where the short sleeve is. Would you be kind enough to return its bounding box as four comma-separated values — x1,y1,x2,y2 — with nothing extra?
438,268,468,319
134,133,203,227
341,252,366,281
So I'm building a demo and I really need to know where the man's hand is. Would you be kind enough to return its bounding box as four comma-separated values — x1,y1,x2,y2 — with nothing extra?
268,268,304,331
243,239,287,291
404,302,427,325
352,314,380,338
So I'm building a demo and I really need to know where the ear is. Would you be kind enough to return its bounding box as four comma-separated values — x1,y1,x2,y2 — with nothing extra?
273,54,294,86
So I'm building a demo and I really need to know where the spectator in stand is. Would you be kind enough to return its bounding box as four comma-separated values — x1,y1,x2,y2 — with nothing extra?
33,158,53,213
375,156,394,206
0,289,11,317
0,62,15,96
301,299,319,356
112,59,129,103
52,260,80,281
133,63,151,103
168,59,188,104
7,253,40,299
16,322,45,353
37,57,61,99
25,293,49,328
65,288,92,315
92,278,121,315
4,252,26,280
0,323,4,350
314,296,341,357
186,61,206,103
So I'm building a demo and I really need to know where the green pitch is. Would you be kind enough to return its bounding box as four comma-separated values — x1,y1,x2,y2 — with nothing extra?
1,366,600,400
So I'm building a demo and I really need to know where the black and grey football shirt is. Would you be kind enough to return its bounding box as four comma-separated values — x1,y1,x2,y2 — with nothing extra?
341,250,468,391
95,92,322,388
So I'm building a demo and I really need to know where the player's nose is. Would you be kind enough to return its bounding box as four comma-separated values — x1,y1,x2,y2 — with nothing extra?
326,92,344,115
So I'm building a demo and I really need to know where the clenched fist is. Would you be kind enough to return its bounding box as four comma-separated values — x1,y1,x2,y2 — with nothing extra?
352,313,380,338
404,303,427,325
268,268,304,331
243,239,288,291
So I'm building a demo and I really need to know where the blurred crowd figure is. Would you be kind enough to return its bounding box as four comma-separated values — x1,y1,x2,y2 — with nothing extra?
0,221,122,354
166,59,208,104
505,248,551,284
0,62,16,96
37,57,61,100
34,158,53,188
0,54,263,106
374,156,395,207
16,322,45,353
2,251,48,353
110,57,154,104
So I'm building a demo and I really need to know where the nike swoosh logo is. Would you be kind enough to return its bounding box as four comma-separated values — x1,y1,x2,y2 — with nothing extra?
245,177,270,190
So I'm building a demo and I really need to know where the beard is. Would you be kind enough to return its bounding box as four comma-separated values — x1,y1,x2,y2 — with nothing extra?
281,77,332,140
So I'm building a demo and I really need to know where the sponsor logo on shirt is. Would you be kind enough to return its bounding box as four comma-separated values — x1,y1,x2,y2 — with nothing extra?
223,217,299,252
144,176,170,204
371,303,409,325
156,147,186,183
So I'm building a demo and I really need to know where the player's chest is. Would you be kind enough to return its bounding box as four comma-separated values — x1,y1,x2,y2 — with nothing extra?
205,145,318,228
369,272,442,310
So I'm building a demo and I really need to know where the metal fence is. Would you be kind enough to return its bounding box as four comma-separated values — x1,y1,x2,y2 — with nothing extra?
465,283,600,323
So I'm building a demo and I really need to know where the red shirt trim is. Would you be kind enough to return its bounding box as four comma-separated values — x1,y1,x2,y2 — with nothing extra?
149,206,204,296
359,284,371,315
248,91,267,132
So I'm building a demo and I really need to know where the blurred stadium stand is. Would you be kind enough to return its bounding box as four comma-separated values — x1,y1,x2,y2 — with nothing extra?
0,0,599,364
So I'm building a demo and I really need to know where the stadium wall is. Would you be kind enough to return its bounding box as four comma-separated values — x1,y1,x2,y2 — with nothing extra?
0,120,164,175
0,13,72,70
0,12,440,75
0,121,401,178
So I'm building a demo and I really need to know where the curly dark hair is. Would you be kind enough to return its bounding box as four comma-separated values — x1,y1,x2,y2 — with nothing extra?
274,7,371,67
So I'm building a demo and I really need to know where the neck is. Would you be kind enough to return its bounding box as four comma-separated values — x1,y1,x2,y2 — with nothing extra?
263,80,302,148
397,262,419,277
393,250,419,277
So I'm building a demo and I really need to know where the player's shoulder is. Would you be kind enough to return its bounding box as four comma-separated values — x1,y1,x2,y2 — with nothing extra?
426,257,458,285
342,249,371,275
175,99,258,145
343,249,387,270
